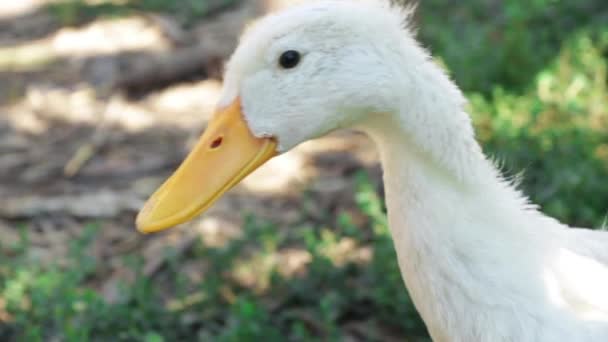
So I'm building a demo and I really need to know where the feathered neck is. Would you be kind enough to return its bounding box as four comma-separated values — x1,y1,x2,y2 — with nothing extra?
354,55,577,339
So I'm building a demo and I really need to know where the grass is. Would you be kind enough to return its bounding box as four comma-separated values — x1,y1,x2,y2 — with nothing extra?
419,0,608,94
1,175,426,341
47,0,240,27
1,0,607,340
0,43,58,72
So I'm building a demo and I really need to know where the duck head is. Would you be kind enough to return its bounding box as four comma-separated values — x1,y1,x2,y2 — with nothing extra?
136,1,428,233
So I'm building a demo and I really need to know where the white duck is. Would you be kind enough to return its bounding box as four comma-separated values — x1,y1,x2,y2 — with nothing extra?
136,1,608,340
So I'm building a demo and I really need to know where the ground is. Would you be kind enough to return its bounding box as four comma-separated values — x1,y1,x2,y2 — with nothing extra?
0,0,385,291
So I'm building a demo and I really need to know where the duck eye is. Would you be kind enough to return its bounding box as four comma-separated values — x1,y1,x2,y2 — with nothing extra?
279,50,301,69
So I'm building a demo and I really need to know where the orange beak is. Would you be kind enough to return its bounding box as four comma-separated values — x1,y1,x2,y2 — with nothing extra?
136,98,277,233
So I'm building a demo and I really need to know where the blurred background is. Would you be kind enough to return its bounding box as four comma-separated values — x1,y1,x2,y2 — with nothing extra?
0,0,606,340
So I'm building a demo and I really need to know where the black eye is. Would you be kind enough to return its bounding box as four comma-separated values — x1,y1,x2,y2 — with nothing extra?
279,50,301,69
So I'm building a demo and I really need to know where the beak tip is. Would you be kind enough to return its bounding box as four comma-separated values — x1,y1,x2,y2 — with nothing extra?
135,220,162,234
135,204,162,234
135,197,167,233
135,206,178,234
135,214,151,234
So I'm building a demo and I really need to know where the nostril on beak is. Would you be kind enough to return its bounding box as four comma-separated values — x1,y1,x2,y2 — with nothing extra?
210,136,223,149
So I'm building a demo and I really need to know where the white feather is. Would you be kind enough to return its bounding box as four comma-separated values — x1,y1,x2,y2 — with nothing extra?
219,1,608,340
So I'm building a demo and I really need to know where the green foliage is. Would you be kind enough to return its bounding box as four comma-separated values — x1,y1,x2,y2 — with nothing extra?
0,177,429,340
0,226,187,341
420,0,607,93
471,29,608,226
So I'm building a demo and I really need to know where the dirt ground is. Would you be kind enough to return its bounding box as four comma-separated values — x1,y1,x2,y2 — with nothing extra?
0,0,383,301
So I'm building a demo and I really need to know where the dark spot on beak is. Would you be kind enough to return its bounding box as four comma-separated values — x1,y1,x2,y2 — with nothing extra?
210,136,223,149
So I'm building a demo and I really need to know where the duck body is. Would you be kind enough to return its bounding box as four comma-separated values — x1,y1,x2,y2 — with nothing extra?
137,1,608,340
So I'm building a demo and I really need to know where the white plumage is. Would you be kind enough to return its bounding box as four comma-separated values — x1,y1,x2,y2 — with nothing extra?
206,1,608,340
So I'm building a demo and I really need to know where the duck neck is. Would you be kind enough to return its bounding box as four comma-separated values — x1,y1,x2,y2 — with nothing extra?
358,97,550,338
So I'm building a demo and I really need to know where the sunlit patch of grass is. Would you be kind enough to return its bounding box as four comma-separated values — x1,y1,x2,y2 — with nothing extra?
48,0,240,27
0,43,58,72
